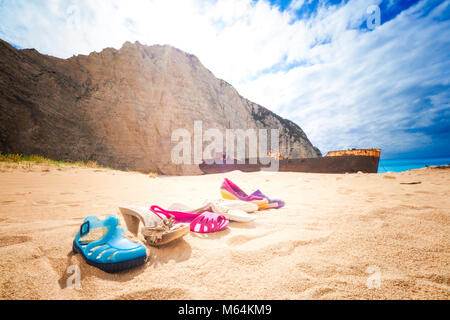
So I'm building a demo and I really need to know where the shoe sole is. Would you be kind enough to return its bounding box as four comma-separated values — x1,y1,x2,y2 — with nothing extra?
72,241,146,273
220,189,268,209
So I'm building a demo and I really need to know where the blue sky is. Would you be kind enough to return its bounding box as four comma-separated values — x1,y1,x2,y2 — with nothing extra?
0,0,449,159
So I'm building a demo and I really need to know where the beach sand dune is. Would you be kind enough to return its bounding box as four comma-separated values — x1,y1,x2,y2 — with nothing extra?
0,165,449,299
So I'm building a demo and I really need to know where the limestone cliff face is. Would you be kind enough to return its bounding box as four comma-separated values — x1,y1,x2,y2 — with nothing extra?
0,39,320,175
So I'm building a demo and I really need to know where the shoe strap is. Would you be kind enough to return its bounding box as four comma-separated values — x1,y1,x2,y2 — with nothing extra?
76,215,119,251
150,205,186,219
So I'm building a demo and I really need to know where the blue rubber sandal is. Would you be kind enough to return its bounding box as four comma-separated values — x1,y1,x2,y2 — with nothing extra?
73,215,147,273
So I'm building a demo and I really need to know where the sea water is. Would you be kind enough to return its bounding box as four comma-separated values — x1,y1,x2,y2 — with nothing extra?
378,157,450,173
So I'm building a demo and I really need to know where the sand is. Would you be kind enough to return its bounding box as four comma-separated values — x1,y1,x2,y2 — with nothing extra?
0,164,449,300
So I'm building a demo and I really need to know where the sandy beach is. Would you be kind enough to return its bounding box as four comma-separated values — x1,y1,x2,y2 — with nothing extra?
0,164,448,300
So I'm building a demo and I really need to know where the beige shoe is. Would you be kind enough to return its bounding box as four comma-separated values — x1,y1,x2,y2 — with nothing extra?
119,206,190,246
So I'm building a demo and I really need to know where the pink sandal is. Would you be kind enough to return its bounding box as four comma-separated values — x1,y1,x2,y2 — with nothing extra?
150,205,229,233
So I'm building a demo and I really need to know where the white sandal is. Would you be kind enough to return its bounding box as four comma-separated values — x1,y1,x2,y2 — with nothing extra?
168,200,257,223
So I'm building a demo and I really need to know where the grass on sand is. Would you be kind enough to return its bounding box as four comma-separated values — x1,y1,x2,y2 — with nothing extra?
0,153,101,171
0,153,158,177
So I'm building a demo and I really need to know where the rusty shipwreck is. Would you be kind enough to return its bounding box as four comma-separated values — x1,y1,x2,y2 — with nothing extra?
199,148,381,174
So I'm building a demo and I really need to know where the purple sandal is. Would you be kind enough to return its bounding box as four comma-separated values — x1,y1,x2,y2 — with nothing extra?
250,189,285,209
220,178,269,210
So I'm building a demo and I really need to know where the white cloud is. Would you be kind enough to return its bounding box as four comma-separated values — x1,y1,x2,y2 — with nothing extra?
0,0,448,157
289,0,305,11
237,0,450,156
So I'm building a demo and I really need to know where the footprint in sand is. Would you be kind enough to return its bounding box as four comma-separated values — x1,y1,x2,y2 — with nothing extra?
227,232,271,246
0,235,32,247
337,188,354,195
53,201,80,207
228,235,256,246
115,288,188,300
1,200,16,204
421,274,450,286
33,200,50,205
304,221,322,231
65,203,81,207
312,287,336,298
269,241,307,257
414,190,432,194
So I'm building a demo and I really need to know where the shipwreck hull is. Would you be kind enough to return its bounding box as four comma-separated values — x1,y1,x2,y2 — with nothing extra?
278,155,380,173
199,160,264,174
199,149,381,174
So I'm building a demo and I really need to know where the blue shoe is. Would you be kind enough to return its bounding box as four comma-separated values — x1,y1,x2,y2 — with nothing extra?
73,215,147,273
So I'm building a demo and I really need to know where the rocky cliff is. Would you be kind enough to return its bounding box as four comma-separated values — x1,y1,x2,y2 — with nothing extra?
0,39,320,175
